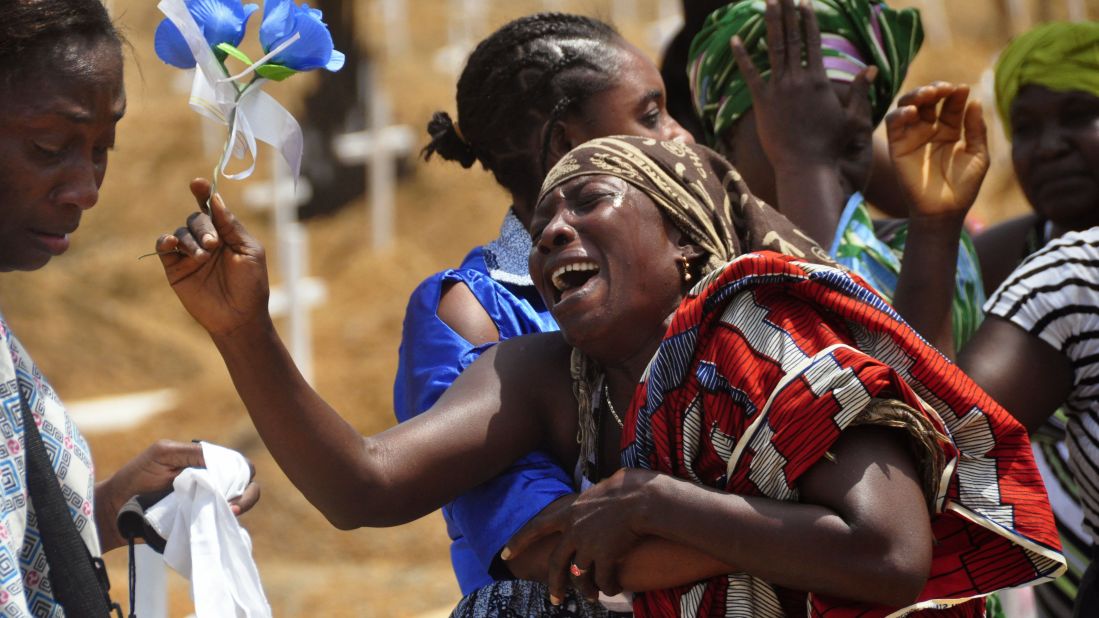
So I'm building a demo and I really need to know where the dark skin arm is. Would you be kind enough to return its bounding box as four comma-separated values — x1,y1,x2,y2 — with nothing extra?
159,181,572,529
507,425,932,607
886,83,990,357
156,185,753,595
958,316,1073,432
503,494,734,597
156,182,754,592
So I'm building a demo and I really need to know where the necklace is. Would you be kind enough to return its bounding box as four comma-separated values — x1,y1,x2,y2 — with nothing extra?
602,382,624,429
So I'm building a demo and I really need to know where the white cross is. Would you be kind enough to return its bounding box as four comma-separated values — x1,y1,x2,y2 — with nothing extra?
377,0,410,58
432,0,487,74
242,158,328,384
332,82,416,252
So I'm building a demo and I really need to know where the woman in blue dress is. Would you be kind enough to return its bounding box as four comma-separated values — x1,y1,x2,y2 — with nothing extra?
393,13,692,611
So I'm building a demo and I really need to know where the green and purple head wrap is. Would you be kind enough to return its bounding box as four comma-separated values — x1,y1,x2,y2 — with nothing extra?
688,0,924,145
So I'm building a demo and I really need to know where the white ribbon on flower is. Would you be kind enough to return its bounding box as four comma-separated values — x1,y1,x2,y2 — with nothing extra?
157,0,303,183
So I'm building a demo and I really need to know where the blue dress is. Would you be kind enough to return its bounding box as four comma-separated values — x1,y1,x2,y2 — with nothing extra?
394,211,573,595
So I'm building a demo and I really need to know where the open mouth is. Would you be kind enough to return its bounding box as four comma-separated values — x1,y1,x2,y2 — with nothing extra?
550,261,600,303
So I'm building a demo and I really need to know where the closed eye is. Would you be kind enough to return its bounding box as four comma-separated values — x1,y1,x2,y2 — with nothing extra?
33,141,64,159
641,107,661,129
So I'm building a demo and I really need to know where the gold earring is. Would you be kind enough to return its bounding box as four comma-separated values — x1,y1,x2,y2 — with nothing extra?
679,258,692,284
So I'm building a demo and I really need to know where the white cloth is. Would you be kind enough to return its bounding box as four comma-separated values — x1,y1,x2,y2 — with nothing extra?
144,442,270,617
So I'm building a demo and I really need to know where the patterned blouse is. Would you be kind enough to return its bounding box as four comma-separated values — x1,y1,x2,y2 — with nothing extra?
830,193,986,349
0,312,98,616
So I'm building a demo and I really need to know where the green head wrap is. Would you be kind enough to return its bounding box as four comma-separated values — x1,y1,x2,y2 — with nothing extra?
994,21,1099,137
688,0,924,145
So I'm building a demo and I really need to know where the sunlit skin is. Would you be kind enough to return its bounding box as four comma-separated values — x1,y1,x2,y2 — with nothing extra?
719,0,989,357
0,38,124,272
528,176,694,368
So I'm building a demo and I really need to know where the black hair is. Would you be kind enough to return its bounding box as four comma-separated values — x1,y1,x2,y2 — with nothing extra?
0,0,121,89
422,13,623,206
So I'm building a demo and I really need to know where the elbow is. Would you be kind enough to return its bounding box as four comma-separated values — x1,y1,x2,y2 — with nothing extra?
861,540,931,608
871,558,929,608
324,509,367,531
317,437,427,530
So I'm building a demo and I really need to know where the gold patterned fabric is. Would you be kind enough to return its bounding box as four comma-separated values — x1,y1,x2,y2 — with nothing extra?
537,135,834,273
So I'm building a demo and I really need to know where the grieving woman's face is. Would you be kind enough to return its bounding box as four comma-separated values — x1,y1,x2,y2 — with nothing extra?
1011,84,1099,230
529,174,687,354
0,36,125,272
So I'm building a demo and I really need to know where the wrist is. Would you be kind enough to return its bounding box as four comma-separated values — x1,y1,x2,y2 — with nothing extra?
94,478,126,551
906,210,968,234
210,313,278,352
632,471,674,537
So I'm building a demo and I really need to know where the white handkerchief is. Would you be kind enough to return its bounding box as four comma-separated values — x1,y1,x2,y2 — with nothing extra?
145,442,270,617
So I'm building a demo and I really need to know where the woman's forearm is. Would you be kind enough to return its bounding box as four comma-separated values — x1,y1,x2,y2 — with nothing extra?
508,530,734,591
211,315,382,528
892,213,966,358
211,319,555,529
636,427,931,607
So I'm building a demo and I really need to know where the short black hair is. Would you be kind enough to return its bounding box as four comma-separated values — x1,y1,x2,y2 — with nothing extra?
423,13,624,206
0,0,121,89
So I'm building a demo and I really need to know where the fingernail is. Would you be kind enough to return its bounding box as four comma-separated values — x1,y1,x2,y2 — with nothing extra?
500,547,512,560
202,234,215,247
549,595,561,606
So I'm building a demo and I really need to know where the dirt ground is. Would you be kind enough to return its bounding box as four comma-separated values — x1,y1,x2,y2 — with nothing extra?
0,0,1095,615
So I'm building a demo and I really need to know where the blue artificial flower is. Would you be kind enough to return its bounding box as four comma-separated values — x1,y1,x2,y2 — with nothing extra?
259,0,345,73
155,0,260,69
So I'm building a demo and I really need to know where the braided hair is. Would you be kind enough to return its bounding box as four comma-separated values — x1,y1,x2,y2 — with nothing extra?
423,13,624,207
0,0,121,89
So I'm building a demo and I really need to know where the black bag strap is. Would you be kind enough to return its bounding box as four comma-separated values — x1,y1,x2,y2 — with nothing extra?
18,380,120,617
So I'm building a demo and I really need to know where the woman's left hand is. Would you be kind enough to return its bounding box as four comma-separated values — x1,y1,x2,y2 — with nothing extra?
504,468,662,603
94,440,260,552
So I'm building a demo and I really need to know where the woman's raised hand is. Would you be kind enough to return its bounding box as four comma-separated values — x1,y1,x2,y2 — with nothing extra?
730,0,875,171
885,83,990,221
157,179,270,338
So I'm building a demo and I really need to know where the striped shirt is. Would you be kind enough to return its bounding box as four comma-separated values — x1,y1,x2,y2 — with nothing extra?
985,227,1099,542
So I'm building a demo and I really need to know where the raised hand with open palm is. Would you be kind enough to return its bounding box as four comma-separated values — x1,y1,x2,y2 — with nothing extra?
886,83,990,222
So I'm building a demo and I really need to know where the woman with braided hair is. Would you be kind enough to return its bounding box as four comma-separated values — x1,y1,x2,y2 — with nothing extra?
394,12,691,609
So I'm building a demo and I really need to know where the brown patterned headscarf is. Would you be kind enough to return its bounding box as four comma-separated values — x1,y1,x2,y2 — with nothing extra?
538,135,833,479
537,135,834,272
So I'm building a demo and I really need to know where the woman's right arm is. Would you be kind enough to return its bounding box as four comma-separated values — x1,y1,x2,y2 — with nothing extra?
157,180,565,529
